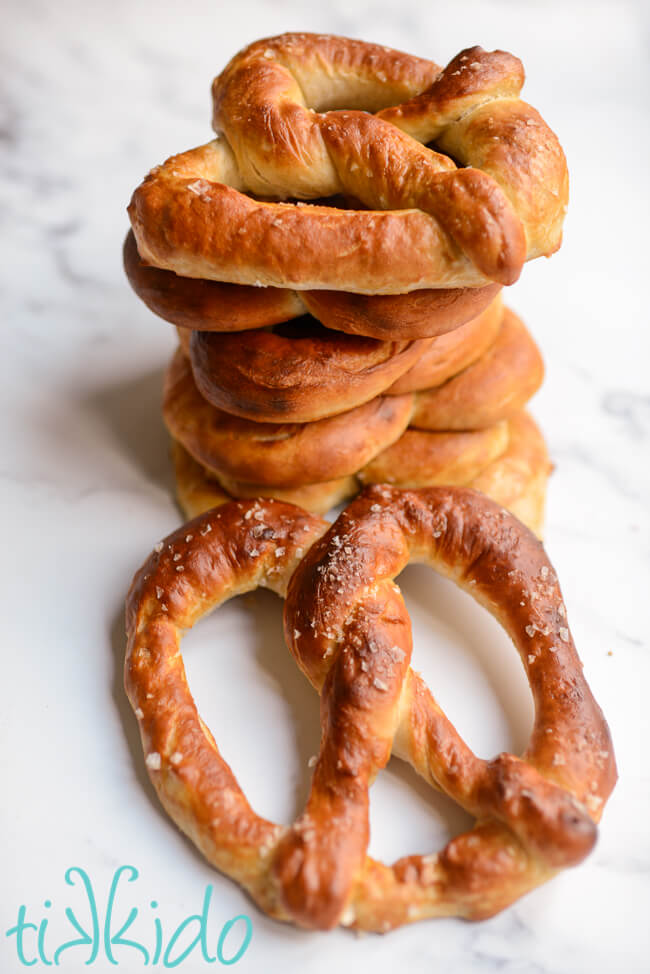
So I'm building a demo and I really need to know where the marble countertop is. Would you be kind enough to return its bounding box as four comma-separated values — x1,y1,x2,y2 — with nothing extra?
2,1,648,971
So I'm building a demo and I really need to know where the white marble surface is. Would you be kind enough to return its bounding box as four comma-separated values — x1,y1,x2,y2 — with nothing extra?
2,1,649,971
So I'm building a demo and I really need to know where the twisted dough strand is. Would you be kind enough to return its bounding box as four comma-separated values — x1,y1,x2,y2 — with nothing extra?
130,34,567,293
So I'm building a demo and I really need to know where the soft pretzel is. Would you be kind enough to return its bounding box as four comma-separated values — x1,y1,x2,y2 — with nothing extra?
386,291,503,394
280,486,615,928
124,489,615,932
171,439,357,517
124,230,500,340
187,318,430,423
129,34,567,294
411,307,544,430
163,348,413,486
360,411,550,536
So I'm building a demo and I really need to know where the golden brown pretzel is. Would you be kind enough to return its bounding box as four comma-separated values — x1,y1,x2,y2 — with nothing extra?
124,230,499,340
129,34,567,293
162,348,413,486
124,489,615,932
171,439,357,517
187,318,430,423
280,486,615,928
411,307,544,430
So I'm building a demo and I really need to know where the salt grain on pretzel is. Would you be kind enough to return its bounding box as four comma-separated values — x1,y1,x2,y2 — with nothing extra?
129,34,567,294
125,488,615,932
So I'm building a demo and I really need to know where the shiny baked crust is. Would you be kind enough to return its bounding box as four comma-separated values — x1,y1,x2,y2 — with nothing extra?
129,34,567,293
124,489,615,931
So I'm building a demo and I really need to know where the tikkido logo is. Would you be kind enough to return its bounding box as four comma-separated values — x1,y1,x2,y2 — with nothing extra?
5,866,253,968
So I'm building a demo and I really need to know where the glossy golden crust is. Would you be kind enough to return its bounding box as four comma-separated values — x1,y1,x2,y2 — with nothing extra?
162,348,413,486
171,439,357,517
411,307,544,430
129,34,567,293
125,229,500,340
124,489,615,932
188,319,429,423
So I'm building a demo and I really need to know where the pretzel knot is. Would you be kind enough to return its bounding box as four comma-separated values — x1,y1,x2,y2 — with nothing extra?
125,488,615,932
129,33,568,295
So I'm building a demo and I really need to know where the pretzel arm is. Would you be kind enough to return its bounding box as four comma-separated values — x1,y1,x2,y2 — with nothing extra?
273,586,412,929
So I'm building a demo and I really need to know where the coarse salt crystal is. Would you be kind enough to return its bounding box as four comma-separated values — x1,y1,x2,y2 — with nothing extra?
145,752,161,771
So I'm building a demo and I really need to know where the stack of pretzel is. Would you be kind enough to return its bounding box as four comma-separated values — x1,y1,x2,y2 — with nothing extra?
125,34,568,536
123,35,618,932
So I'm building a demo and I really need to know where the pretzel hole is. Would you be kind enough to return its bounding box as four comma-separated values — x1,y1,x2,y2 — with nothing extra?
398,564,534,758
181,589,320,824
368,757,474,863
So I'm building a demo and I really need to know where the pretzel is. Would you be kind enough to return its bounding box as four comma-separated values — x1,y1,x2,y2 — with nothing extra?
124,488,615,932
360,411,550,536
187,318,430,423
124,230,500,341
162,348,413,486
129,34,567,294
171,439,357,517
386,291,503,394
410,307,544,430
280,486,616,928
